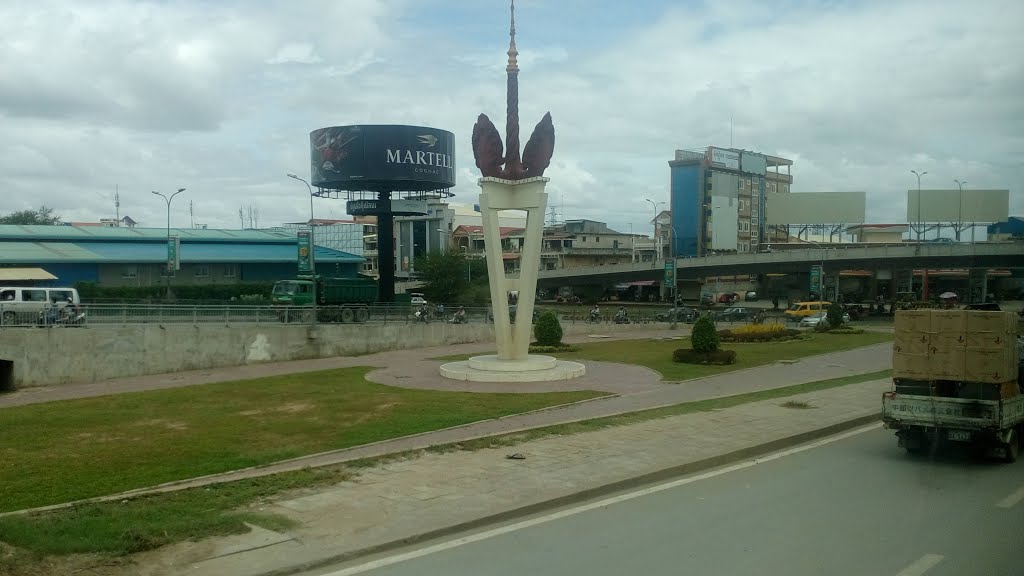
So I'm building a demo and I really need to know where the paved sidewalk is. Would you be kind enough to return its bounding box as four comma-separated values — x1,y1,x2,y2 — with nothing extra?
134,377,891,576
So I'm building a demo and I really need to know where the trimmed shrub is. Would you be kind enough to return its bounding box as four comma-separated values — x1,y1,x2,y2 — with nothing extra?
826,301,845,329
534,310,564,347
730,323,786,336
718,327,803,343
827,327,865,335
529,344,580,353
691,315,720,353
672,348,737,365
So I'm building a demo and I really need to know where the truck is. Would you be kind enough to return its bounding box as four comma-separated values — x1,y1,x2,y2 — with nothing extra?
271,275,378,323
881,309,1024,462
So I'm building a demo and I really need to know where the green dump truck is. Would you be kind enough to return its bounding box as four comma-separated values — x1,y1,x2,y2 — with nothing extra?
272,275,378,323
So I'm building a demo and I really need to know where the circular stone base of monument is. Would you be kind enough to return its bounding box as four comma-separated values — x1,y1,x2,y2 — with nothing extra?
440,354,586,382
467,354,557,372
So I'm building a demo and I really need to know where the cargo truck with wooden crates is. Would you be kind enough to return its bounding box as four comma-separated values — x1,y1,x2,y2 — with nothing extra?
882,309,1024,462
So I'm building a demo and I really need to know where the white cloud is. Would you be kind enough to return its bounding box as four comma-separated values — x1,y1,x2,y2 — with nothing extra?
0,0,1020,235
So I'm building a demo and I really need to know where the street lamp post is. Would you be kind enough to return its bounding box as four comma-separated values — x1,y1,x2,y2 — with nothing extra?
644,198,665,260
151,188,186,298
287,173,317,325
954,179,966,242
910,170,927,242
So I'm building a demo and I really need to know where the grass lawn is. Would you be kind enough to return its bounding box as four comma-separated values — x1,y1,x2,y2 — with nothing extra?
0,369,889,566
0,368,604,513
437,331,893,381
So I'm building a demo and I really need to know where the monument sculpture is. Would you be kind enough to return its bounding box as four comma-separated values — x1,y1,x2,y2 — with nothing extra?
441,1,585,382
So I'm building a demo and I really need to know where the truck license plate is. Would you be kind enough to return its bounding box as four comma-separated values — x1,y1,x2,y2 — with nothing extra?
947,430,971,442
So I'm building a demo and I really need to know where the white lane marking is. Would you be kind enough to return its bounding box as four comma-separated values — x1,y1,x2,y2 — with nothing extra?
895,554,944,576
996,484,1024,509
321,423,881,576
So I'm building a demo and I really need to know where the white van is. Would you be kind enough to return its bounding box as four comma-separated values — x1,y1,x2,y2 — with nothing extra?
0,286,81,325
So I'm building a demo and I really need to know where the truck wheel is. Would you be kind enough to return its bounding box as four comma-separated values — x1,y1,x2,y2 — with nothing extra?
341,308,355,323
1003,429,1020,463
354,308,369,323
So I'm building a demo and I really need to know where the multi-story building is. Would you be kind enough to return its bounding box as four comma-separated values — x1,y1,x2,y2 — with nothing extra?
540,219,638,270
668,146,793,257
393,198,455,279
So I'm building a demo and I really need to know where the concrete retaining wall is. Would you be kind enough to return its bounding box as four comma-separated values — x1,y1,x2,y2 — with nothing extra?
0,321,671,389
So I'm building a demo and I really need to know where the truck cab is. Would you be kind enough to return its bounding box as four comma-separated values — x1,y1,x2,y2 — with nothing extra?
271,279,315,306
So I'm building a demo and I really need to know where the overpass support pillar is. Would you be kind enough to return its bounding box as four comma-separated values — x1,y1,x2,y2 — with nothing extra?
968,267,988,304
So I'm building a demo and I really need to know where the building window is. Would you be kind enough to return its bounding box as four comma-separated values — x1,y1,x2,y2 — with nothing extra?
596,236,601,242
194,264,210,278
581,236,587,242
121,265,138,279
223,264,237,278
782,184,790,193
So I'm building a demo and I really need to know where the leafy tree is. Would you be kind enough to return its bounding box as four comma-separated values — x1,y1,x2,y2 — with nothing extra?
691,314,720,353
0,205,62,225
826,301,845,329
534,311,563,346
413,250,489,304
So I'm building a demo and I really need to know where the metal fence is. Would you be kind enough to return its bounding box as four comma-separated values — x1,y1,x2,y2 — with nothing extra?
0,303,789,328
0,303,497,328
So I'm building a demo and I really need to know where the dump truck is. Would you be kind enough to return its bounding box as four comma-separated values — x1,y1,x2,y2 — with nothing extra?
882,309,1024,462
271,275,378,323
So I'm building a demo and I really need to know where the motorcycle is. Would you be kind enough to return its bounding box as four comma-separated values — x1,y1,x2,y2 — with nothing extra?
585,312,602,324
38,305,86,327
448,314,467,324
613,312,630,324
414,309,430,323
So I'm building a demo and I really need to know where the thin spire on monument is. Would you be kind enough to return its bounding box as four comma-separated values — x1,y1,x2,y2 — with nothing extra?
507,0,518,73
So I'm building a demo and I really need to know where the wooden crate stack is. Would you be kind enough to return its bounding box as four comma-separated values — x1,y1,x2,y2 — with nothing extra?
893,309,1019,399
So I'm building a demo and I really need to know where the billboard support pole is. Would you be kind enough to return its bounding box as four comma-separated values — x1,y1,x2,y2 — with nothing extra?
910,170,926,243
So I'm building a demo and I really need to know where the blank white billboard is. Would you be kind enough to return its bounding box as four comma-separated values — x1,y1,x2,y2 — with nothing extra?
765,192,866,225
906,189,1009,223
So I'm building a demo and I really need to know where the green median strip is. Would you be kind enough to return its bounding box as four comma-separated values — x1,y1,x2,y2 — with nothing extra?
0,367,604,513
0,368,889,568
434,332,893,381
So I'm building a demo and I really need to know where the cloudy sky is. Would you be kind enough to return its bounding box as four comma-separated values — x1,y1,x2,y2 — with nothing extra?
0,0,1020,235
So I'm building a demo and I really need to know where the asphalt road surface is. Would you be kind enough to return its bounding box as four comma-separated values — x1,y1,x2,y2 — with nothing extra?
311,425,1024,576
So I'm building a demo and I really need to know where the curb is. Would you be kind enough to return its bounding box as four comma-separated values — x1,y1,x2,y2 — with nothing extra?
254,412,882,576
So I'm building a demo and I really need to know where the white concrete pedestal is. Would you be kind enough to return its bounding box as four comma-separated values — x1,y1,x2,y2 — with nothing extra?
440,176,585,383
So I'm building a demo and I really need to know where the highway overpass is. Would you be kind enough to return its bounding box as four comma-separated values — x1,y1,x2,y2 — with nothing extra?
536,242,1023,287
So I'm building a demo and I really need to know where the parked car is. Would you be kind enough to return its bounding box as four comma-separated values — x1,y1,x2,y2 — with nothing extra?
798,311,850,328
716,307,755,322
744,291,758,301
656,307,698,323
699,292,715,306
784,301,832,321
718,292,740,304
410,294,427,306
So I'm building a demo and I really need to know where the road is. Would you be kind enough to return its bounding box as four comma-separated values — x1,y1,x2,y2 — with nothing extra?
307,426,1024,576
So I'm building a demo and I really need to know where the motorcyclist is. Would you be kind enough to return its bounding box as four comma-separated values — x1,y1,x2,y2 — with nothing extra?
614,306,628,323
453,306,466,324
416,304,429,323
435,303,445,319
589,304,601,322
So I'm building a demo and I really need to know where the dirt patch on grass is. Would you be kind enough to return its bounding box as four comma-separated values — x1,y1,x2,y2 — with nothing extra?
275,402,314,414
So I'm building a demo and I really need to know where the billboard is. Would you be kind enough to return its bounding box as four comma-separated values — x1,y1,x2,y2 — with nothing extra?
765,192,866,225
905,189,1009,223
310,125,456,192
710,171,739,199
297,230,314,276
166,236,180,271
706,147,740,170
740,152,767,176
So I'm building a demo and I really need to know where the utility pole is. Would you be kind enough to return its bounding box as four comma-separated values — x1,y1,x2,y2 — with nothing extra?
288,173,317,325
954,179,966,242
910,170,927,242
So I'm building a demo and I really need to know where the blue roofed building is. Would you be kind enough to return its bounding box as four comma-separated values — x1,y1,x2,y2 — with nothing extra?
0,225,364,287
987,217,1024,241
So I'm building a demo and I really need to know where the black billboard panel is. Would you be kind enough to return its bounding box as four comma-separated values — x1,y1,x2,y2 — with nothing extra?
310,125,456,192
